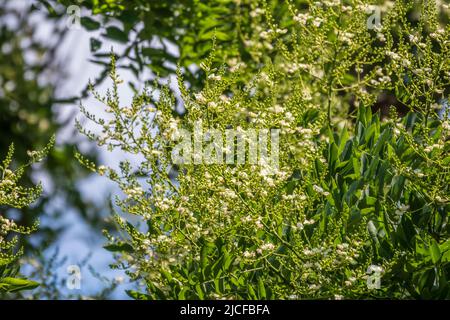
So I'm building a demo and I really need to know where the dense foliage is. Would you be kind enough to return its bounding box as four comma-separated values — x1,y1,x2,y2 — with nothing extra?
0,138,53,294
73,0,450,299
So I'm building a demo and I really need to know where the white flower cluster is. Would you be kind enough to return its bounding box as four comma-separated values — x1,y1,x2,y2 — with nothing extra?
124,185,144,198
0,216,16,243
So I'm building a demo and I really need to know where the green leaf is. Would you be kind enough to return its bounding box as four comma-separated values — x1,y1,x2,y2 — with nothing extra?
247,284,257,300
361,207,375,215
442,156,450,166
364,124,377,144
390,175,405,201
199,30,229,42
90,37,102,52
373,128,390,155
104,26,128,43
430,240,442,264
328,142,339,172
81,17,101,31
195,284,205,299
103,242,134,253
257,278,266,299
126,290,151,300
161,270,173,283
367,220,379,244
0,277,39,293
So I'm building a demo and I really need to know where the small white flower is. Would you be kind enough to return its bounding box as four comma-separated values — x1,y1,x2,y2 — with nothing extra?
194,92,207,104
377,33,386,42
114,276,124,284
409,34,419,43
308,284,320,290
312,17,322,27
208,74,222,81
414,169,425,178
313,185,324,193
208,101,218,109
272,104,284,113
261,243,275,251
293,13,309,25
386,51,400,60
243,251,255,258
98,165,107,176
367,265,384,274
431,103,441,110
402,59,411,68
255,219,263,230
